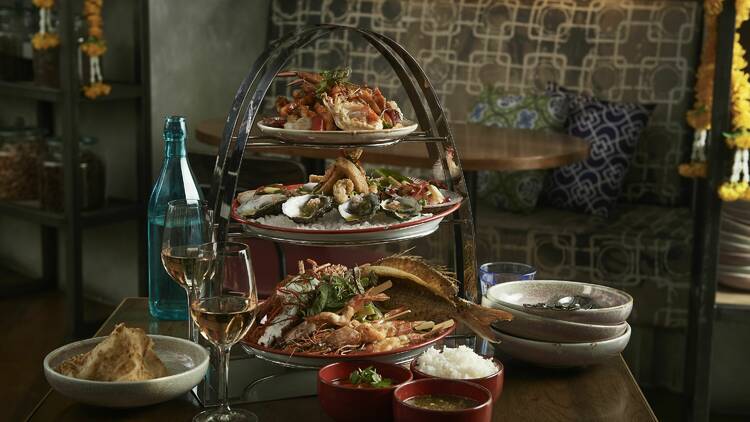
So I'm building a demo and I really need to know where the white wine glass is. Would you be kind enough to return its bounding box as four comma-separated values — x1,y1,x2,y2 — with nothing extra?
161,199,214,341
191,241,258,422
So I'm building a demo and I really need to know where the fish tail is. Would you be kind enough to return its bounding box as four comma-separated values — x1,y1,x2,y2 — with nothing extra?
456,300,513,343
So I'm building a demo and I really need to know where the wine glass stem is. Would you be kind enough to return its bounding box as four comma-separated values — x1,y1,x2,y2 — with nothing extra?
217,344,232,413
184,287,197,342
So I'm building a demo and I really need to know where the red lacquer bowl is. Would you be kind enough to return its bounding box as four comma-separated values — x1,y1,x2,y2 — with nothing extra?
393,378,493,422
409,356,504,401
317,361,413,422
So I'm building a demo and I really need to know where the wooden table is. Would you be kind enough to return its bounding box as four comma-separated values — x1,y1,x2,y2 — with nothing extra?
29,298,656,422
195,119,590,172
196,119,590,218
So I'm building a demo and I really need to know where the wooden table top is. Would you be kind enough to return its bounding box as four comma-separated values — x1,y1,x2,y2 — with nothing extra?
29,298,655,422
195,119,590,172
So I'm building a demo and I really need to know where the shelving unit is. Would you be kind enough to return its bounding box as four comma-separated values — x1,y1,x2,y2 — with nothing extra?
686,1,750,421
0,0,150,337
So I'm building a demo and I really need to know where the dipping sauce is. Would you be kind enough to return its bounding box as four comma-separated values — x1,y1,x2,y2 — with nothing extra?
331,378,378,388
404,394,480,411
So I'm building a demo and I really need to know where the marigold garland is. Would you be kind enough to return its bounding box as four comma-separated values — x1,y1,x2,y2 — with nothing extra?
717,0,750,200
31,0,59,50
680,0,750,202
81,0,110,99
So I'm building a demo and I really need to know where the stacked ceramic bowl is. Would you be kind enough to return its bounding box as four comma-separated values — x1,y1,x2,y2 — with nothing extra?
718,202,750,291
482,280,633,368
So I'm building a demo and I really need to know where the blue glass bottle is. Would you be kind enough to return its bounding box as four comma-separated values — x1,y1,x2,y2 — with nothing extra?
147,116,203,320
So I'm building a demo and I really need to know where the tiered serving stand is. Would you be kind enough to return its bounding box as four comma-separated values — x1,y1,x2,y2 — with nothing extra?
201,24,481,405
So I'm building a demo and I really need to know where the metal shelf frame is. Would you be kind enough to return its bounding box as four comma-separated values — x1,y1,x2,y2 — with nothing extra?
685,1,750,421
201,23,480,407
208,24,478,301
0,0,151,338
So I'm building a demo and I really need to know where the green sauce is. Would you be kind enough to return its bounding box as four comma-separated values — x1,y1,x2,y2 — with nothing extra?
405,394,480,411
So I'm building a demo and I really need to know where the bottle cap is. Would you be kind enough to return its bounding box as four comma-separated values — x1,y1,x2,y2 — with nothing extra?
163,116,187,142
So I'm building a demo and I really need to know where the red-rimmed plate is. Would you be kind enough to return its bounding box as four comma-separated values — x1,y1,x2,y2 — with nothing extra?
240,323,455,369
231,189,461,246
257,120,418,146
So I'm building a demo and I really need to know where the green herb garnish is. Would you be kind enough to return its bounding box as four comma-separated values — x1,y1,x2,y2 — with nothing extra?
349,366,393,388
316,67,353,97
303,272,378,317
374,168,410,183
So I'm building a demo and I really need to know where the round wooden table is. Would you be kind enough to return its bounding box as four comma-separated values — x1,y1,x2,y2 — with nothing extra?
195,119,590,218
195,119,589,172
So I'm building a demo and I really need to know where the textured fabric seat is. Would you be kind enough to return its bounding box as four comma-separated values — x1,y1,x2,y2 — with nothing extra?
475,202,692,328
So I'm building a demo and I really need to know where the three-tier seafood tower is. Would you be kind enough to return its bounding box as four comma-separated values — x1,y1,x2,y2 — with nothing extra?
203,24,493,403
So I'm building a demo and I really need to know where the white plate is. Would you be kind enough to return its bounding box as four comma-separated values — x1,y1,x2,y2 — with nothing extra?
718,271,750,291
232,199,460,246
43,335,209,408
482,296,628,343
257,120,418,146
492,324,631,368
485,280,633,325
421,189,464,212
241,325,455,369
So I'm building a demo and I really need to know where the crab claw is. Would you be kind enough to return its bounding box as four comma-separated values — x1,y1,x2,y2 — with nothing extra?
276,70,323,86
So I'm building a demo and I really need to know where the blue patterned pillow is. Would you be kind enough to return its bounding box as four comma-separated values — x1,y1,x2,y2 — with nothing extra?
469,89,570,213
543,87,654,217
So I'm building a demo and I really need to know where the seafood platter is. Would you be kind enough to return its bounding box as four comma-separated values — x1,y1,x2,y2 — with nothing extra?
242,255,512,368
232,148,463,244
258,68,418,145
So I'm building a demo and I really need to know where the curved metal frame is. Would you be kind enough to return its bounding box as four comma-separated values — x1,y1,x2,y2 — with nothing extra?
209,24,478,302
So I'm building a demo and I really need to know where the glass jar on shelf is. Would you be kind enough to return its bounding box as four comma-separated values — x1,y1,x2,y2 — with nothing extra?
40,136,106,212
32,44,59,88
0,4,34,81
0,126,44,200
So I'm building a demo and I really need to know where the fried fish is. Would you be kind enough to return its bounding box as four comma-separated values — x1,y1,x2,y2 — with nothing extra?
362,256,512,342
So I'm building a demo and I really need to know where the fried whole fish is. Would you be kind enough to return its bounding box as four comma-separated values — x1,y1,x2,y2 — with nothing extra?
362,256,512,342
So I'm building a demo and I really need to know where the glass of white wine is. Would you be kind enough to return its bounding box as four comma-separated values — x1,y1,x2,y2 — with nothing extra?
191,241,258,422
161,199,214,341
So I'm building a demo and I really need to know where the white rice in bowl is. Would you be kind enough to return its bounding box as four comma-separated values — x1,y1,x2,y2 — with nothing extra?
415,345,498,379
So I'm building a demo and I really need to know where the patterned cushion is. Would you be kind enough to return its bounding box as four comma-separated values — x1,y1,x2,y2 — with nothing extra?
476,169,547,214
469,89,569,213
543,86,654,217
468,88,569,130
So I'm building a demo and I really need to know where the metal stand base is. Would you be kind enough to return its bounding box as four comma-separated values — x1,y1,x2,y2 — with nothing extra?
196,353,318,407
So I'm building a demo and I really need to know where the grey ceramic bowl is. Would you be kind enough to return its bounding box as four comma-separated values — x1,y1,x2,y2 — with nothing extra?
492,323,631,368
44,334,209,408
486,280,633,325
482,296,628,343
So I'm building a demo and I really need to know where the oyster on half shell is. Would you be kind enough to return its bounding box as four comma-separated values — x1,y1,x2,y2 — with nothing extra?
282,194,333,223
338,193,379,223
237,192,287,218
380,196,422,221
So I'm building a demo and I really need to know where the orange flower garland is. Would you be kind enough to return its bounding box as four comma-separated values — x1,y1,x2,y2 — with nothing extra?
81,0,111,99
31,0,59,50
717,0,750,201
680,0,750,202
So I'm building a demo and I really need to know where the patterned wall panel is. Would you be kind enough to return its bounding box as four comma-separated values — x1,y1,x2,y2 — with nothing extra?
268,0,700,206
472,203,693,328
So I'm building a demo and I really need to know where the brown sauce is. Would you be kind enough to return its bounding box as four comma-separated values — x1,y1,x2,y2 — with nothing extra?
404,394,480,411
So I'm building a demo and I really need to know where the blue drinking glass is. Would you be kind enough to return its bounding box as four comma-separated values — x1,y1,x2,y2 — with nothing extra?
479,262,536,295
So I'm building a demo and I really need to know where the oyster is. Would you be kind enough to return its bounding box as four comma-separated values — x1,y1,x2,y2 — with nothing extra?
380,196,422,221
237,192,287,218
338,193,379,223
255,184,286,195
282,194,333,223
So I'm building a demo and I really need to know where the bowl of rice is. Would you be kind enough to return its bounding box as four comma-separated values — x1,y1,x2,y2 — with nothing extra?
410,346,504,401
